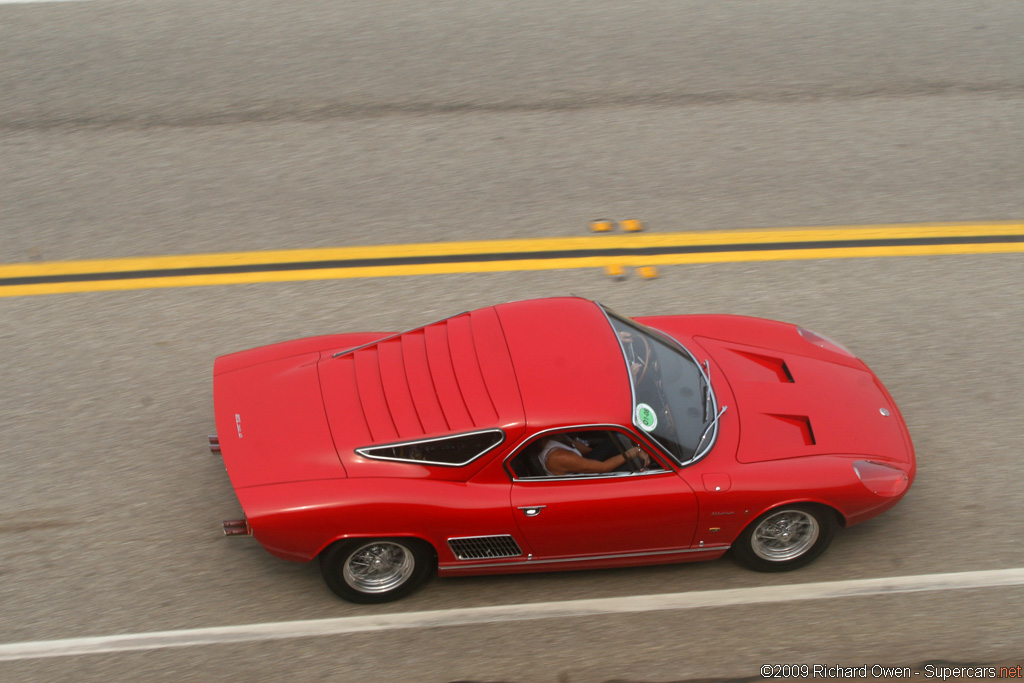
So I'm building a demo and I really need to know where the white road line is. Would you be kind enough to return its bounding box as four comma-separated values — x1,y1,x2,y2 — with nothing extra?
2,568,1022,662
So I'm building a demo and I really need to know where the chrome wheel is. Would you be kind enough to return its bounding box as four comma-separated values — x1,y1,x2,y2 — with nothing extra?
751,509,820,562
342,541,415,594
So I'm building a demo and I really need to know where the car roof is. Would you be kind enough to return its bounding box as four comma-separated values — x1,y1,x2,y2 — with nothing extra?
494,297,632,431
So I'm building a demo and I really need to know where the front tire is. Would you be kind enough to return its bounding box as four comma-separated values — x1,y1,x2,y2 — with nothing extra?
320,538,434,603
732,505,836,572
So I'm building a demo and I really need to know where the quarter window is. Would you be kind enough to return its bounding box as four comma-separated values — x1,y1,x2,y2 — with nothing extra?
356,429,504,467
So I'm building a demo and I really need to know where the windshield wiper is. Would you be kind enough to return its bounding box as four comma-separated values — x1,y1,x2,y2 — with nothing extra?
700,359,712,422
694,405,728,460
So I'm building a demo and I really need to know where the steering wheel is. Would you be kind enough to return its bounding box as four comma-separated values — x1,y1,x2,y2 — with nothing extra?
625,332,652,385
654,381,677,434
624,443,649,473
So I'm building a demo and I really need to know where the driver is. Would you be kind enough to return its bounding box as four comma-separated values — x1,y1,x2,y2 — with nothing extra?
537,436,649,476
618,329,649,380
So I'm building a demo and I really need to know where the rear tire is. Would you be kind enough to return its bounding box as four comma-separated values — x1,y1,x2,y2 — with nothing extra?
732,505,836,572
320,538,434,603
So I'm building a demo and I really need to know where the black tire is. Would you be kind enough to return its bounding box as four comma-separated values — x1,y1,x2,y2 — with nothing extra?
732,504,836,572
320,538,434,603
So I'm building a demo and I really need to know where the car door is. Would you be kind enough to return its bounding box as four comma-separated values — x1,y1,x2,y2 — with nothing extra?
508,428,699,560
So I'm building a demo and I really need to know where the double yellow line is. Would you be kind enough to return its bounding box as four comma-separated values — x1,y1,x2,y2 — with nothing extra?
1,222,1021,297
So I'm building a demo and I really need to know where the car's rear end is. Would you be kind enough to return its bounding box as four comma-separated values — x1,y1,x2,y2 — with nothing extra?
211,342,352,557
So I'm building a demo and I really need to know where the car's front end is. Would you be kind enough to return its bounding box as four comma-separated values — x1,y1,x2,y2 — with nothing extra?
635,313,916,524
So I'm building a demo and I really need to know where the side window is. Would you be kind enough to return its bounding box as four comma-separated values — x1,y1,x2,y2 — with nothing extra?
356,429,504,467
509,429,667,479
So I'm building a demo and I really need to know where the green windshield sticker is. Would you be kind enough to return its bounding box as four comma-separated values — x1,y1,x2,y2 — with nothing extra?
635,403,658,432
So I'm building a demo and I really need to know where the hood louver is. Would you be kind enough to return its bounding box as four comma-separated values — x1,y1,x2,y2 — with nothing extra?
731,349,795,383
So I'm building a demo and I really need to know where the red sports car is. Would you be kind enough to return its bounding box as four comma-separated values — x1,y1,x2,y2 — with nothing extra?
211,297,914,603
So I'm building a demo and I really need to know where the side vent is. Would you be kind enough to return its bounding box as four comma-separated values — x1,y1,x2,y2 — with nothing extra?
448,535,523,560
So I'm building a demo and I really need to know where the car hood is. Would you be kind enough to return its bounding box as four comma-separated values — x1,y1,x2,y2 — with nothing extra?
213,350,345,488
693,335,912,465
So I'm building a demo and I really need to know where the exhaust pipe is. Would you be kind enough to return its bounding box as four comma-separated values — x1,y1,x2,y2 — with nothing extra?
208,435,221,454
222,519,250,536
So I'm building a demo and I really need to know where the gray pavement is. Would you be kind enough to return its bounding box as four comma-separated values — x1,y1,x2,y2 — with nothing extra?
2,0,1023,260
1,1,1022,681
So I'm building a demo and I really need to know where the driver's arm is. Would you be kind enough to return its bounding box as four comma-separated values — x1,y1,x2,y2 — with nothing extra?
545,447,647,476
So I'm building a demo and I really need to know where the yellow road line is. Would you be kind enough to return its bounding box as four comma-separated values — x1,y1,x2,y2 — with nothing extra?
2,222,1021,279
1,222,1021,298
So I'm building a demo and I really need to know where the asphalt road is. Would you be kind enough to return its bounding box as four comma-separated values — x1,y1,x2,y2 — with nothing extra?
1,1,1022,681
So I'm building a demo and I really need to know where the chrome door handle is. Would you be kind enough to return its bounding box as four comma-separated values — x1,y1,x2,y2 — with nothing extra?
517,505,546,517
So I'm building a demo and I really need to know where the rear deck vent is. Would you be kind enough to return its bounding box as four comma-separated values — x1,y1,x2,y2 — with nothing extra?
448,535,523,560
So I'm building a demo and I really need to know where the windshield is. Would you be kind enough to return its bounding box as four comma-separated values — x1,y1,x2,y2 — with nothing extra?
603,308,720,465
